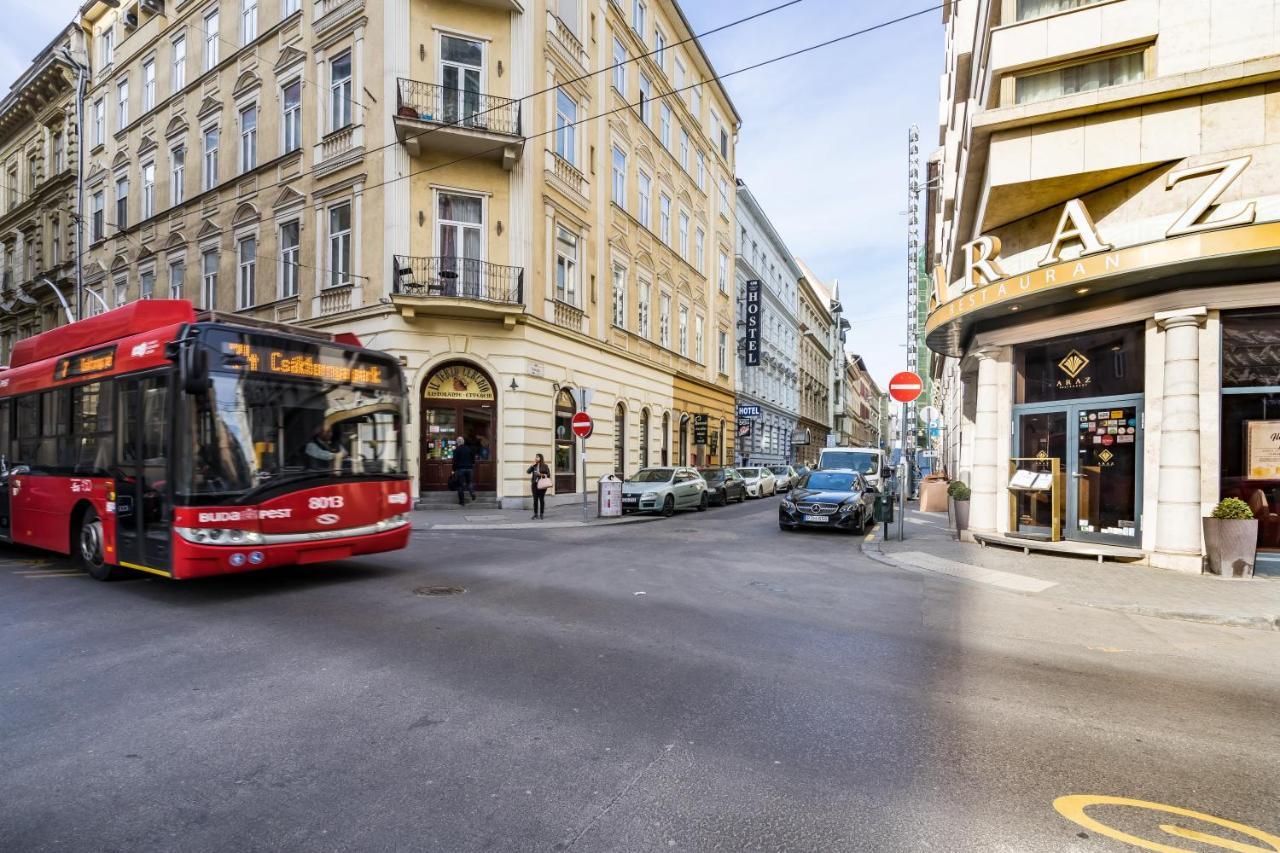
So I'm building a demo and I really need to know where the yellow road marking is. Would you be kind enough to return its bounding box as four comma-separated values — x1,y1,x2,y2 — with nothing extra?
1054,795,1280,852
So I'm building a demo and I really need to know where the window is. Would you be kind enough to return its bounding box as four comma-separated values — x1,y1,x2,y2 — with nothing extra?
284,0,300,14
1014,51,1145,105
100,26,114,69
690,85,701,119
632,0,645,36
239,105,257,172
637,170,651,226
203,126,219,191
694,315,704,363
91,191,104,241
679,128,689,171
140,268,155,300
694,228,705,273
639,408,649,468
612,38,626,95
328,202,352,288
116,79,128,130
27,156,37,193
611,145,626,206
718,250,728,294
241,0,258,43
637,278,650,338
50,217,60,265
91,99,104,147
114,275,127,307
659,193,671,243
660,104,671,149
659,292,671,348
696,151,705,190
674,57,686,90
718,329,727,373
638,73,652,124
237,236,256,308
718,177,730,219
554,91,576,163
555,227,579,305
613,403,626,475
678,211,689,258
168,259,184,299
330,52,353,130
720,126,729,160
1016,0,1106,21
52,132,64,174
170,144,185,206
661,411,670,465
710,111,721,150
655,28,667,66
201,249,218,309
172,36,186,90
678,305,688,355
440,35,483,127
612,266,626,329
114,176,128,230
141,162,155,219
5,168,14,210
141,60,156,112
204,9,220,70
282,81,302,152
280,221,300,297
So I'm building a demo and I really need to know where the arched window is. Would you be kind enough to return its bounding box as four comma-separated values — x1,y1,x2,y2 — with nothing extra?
718,418,725,466
613,403,626,475
661,411,670,465
639,408,650,468
679,413,689,466
554,389,576,492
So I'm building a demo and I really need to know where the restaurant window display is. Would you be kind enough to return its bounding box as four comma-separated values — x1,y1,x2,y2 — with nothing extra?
1012,325,1143,545
555,389,577,494
421,362,496,491
1220,309,1280,558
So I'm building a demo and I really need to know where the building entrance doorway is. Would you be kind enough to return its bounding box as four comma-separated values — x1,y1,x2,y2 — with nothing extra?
1014,396,1143,546
420,363,496,492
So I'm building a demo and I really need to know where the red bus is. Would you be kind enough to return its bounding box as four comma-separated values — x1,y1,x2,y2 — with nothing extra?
0,300,412,580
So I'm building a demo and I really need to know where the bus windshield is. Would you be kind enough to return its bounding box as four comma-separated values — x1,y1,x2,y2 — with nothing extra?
180,329,407,498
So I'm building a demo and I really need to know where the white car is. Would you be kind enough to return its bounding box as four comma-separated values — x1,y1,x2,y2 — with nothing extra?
736,467,777,498
768,465,798,491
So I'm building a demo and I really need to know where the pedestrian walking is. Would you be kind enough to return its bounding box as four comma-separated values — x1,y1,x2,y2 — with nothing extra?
452,436,477,505
527,454,552,520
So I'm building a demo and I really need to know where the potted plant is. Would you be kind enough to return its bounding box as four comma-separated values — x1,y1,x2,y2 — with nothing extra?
1203,498,1258,578
948,480,971,533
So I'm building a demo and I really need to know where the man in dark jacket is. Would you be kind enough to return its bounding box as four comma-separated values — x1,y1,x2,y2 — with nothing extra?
452,436,477,505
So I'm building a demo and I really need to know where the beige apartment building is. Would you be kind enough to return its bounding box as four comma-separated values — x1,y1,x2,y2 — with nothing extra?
841,353,880,448
44,0,739,508
929,0,1280,571
0,25,86,360
794,259,833,467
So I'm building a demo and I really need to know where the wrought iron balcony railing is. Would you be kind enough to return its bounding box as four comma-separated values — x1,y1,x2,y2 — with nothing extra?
392,255,524,306
395,79,521,137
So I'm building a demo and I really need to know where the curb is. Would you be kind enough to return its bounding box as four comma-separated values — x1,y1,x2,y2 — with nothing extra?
859,533,1280,633
416,511,669,532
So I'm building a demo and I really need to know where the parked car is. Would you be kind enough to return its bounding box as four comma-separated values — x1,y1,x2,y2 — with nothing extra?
698,467,748,506
779,469,877,533
736,467,777,498
621,467,708,516
768,465,799,491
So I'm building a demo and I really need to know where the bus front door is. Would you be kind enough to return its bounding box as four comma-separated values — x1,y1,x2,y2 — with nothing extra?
115,375,172,575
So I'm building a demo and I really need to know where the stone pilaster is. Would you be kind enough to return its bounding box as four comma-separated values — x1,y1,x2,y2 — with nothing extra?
968,346,1003,533
1151,307,1207,572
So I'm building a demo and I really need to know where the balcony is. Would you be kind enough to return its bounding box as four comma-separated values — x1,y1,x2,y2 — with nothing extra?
391,255,525,324
394,79,523,169
548,12,589,70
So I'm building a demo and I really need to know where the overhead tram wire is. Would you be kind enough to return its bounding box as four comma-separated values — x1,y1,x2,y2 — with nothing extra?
8,2,950,293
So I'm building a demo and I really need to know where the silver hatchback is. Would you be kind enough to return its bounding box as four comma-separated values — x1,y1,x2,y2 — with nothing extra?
621,467,709,516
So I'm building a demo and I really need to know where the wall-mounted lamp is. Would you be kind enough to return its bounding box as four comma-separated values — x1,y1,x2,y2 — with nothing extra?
509,377,519,391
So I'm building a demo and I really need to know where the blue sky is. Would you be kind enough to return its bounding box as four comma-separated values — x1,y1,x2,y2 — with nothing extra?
0,0,942,387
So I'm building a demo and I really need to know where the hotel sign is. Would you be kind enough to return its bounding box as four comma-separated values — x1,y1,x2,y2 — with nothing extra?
927,155,1270,336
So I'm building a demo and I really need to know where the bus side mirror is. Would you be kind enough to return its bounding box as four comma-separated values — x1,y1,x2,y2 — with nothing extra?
181,345,210,395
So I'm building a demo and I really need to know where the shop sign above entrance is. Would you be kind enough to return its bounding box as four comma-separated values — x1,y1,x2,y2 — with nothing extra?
571,411,594,439
424,364,495,401
737,404,761,419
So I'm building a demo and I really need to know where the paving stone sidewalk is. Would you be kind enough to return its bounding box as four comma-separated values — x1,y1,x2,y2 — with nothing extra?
866,508,1280,632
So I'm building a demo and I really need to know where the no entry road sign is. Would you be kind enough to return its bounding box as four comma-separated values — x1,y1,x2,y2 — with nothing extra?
571,411,594,439
888,371,924,404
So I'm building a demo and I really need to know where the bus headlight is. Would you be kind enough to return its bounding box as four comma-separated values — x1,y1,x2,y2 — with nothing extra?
175,527,265,545
374,514,411,532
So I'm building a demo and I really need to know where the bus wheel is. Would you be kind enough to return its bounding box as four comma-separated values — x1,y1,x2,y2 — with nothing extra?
76,508,120,581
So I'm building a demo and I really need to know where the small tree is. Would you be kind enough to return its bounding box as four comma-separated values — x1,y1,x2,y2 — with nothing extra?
1211,497,1254,520
947,480,971,501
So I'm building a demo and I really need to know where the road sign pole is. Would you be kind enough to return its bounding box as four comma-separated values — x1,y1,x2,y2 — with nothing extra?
900,400,908,541
581,437,588,522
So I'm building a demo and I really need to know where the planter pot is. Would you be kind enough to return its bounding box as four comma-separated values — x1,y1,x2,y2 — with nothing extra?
951,498,970,532
1203,518,1259,578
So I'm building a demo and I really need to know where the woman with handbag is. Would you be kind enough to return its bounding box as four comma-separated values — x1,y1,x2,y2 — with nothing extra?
527,453,552,520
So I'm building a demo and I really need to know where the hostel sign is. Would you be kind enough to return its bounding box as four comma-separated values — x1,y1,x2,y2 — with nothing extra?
744,279,762,367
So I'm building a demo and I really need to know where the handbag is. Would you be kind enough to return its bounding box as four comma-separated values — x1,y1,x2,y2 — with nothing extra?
536,476,553,491
447,472,459,491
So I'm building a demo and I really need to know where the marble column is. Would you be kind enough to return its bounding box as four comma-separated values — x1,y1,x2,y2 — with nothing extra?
1152,307,1207,572
968,346,1002,533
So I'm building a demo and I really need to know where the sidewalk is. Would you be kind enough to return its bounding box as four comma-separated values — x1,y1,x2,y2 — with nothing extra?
412,506,661,531
864,508,1280,632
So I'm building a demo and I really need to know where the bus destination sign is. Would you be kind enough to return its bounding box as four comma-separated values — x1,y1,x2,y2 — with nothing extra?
55,346,116,380
223,342,391,388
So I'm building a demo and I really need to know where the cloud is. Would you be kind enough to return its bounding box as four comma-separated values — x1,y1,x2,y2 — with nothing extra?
0,0,81,93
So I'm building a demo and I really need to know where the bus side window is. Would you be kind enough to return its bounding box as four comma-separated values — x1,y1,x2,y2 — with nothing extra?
0,399,9,468
42,390,69,471
72,382,114,474
15,396,38,467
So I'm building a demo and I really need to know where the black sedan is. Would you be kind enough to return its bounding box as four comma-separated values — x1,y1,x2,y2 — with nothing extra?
778,469,877,533
698,467,748,506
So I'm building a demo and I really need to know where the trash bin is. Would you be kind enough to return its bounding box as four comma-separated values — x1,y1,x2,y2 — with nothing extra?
873,492,895,524
598,474,623,518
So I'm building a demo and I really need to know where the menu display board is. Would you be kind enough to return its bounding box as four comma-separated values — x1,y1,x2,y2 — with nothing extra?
1246,420,1280,481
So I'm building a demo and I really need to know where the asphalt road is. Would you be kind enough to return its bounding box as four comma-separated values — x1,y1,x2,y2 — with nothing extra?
2,496,1278,852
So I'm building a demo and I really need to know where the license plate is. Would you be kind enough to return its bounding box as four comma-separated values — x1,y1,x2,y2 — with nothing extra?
803,514,828,523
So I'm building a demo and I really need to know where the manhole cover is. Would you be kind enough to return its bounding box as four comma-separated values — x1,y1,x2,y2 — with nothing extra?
414,585,467,597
